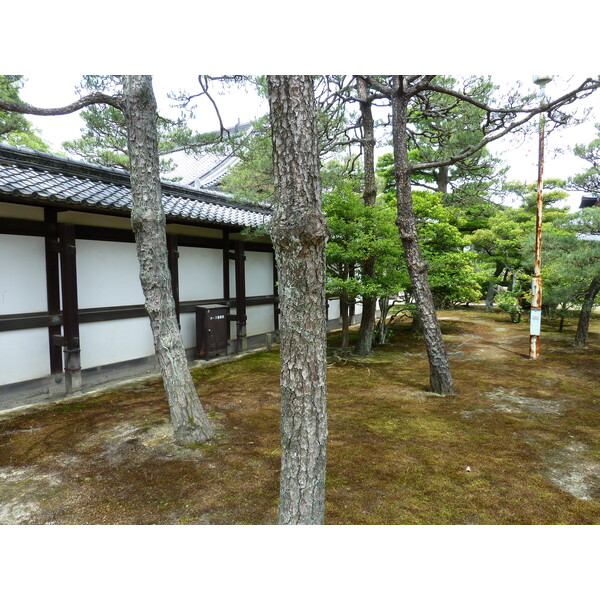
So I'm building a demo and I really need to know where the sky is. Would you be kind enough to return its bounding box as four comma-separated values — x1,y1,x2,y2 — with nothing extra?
17,73,599,213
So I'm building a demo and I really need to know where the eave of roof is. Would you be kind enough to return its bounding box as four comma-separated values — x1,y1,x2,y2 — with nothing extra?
0,143,271,231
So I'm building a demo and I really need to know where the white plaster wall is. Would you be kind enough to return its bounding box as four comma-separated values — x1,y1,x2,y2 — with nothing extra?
0,234,47,315
76,239,145,309
246,305,274,337
0,328,50,385
245,251,273,297
328,298,341,320
0,203,44,221
229,258,236,297
79,317,155,369
180,312,196,349
58,211,131,230
178,246,223,301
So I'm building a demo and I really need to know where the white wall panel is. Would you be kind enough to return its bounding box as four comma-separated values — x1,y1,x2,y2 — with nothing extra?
0,234,47,315
178,246,223,301
79,317,155,369
328,298,341,320
0,328,50,385
76,240,145,309
229,258,236,297
245,251,273,297
246,305,274,337
180,312,196,349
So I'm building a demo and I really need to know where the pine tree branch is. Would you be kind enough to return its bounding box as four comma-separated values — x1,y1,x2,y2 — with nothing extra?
0,92,124,115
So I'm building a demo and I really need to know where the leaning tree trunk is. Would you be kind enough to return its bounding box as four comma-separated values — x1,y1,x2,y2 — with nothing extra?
123,75,213,445
391,78,454,395
574,277,600,347
268,75,329,525
355,77,378,357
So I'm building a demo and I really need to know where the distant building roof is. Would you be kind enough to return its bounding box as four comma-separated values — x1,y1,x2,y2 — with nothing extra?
579,195,600,209
0,143,271,230
166,121,253,189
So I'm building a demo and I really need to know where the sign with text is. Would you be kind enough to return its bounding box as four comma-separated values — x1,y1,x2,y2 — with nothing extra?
530,308,542,336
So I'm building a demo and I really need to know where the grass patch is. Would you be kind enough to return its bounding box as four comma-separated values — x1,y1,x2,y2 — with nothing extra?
0,308,598,524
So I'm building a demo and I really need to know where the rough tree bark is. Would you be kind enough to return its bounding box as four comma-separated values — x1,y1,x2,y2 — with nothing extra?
574,276,600,347
268,75,329,525
123,76,213,445
354,77,378,357
485,263,504,312
340,293,351,352
391,77,454,395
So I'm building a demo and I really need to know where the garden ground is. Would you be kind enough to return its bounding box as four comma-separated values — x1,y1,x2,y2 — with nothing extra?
0,308,598,525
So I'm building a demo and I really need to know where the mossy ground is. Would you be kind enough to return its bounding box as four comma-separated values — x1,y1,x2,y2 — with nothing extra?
0,308,598,524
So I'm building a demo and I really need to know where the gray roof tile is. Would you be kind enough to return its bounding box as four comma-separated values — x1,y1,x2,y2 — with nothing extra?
0,144,271,230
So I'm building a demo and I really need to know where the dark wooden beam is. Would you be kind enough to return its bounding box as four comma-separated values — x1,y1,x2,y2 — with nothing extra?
58,223,81,393
234,240,247,352
0,295,278,332
0,217,52,237
44,208,62,373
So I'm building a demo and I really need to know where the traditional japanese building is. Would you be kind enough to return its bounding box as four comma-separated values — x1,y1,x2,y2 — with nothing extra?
0,143,344,411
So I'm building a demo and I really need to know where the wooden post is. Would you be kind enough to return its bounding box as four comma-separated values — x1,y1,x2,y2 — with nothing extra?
167,233,180,325
58,223,81,394
44,208,62,374
234,240,247,352
223,231,232,353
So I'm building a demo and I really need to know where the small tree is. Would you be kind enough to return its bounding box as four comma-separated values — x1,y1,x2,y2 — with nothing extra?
538,208,600,346
0,76,50,151
569,123,600,195
323,168,403,351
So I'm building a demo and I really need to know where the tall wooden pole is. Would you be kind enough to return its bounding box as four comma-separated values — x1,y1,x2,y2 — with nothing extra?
530,76,552,360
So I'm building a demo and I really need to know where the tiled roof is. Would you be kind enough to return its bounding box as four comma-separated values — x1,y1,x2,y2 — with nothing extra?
166,150,241,188
166,121,253,189
0,143,271,230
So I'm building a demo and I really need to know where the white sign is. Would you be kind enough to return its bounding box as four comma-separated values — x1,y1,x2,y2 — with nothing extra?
530,309,542,336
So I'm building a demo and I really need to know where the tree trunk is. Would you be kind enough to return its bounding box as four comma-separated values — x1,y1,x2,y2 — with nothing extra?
391,78,454,395
485,263,504,311
375,296,393,345
485,283,497,311
340,294,350,352
436,165,449,195
574,277,600,347
123,76,213,445
268,75,328,525
355,77,378,357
